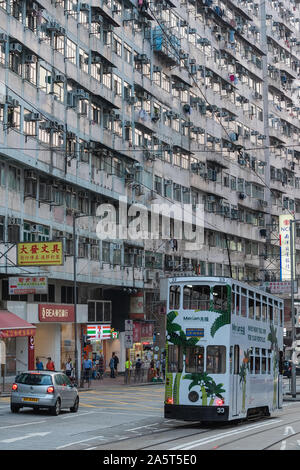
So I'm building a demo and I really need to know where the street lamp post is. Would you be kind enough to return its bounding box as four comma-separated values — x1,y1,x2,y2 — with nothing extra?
73,214,89,385
290,218,299,398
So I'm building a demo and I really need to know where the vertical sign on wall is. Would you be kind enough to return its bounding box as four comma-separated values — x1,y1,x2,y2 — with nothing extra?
279,214,295,281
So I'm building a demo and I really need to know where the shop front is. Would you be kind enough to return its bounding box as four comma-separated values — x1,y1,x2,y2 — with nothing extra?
129,321,155,369
0,309,36,385
35,303,77,372
84,324,120,374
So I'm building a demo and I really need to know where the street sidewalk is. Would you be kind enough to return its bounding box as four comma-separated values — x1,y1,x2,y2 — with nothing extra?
0,372,164,397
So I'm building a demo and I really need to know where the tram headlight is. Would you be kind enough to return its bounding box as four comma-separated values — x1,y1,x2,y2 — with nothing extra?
188,391,199,403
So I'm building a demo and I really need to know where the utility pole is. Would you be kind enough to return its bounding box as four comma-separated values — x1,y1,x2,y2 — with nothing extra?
290,219,298,398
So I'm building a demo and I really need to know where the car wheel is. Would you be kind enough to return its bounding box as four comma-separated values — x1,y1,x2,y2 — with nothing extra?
51,398,61,416
10,404,20,413
70,396,79,413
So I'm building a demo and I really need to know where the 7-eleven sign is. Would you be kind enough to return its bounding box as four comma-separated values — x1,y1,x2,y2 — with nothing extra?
87,324,111,340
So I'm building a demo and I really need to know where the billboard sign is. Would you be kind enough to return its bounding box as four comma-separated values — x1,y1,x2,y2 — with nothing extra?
87,324,111,340
38,304,75,322
9,276,48,295
279,214,295,281
17,241,63,266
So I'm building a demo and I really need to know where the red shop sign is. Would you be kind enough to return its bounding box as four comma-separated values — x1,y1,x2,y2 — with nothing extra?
38,304,75,322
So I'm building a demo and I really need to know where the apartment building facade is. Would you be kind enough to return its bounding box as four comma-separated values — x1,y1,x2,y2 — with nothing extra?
0,0,299,377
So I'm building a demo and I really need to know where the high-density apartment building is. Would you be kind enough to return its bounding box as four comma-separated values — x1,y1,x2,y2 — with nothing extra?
0,0,299,379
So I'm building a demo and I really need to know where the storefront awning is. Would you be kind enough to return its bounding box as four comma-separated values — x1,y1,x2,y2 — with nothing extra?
0,310,36,338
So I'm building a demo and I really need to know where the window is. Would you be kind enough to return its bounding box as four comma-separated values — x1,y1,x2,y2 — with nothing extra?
167,345,183,372
255,348,260,374
241,289,247,317
255,294,261,320
261,349,267,374
66,39,77,65
206,346,226,374
102,241,110,263
16,373,53,385
185,346,204,373
88,301,112,322
183,285,210,310
213,285,228,311
169,285,180,309
248,295,254,319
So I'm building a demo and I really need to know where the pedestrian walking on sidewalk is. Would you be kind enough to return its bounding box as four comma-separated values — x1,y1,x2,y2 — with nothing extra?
109,354,115,378
46,357,55,371
124,358,132,384
83,356,92,387
113,352,119,377
135,355,142,383
36,357,44,371
65,358,73,377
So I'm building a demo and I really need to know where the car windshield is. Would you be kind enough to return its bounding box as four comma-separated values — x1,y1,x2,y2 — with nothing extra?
16,373,53,386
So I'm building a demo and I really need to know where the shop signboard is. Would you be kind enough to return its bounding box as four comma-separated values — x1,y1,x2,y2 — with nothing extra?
264,280,297,294
124,332,133,348
38,304,75,322
0,328,36,338
9,276,48,295
17,241,63,266
125,319,133,331
86,324,111,340
279,214,295,281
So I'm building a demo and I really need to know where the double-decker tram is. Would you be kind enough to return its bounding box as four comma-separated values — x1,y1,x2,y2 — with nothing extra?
164,276,284,422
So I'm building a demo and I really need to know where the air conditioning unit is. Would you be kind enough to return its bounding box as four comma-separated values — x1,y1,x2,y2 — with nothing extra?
91,55,102,64
24,112,41,121
80,2,90,10
8,217,21,225
24,171,37,181
9,43,22,53
54,74,64,83
76,89,89,100
24,55,37,63
0,33,8,42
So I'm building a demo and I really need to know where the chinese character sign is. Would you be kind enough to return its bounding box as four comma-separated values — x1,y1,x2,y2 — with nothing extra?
17,242,63,266
279,214,295,281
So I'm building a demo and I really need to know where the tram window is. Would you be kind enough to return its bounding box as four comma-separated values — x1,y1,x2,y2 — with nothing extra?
250,348,254,374
230,346,233,373
235,292,240,316
255,348,260,374
268,304,273,322
280,307,283,326
255,294,261,321
262,297,267,322
167,345,183,372
231,290,236,315
183,285,210,310
241,289,247,317
274,302,278,324
261,349,266,374
267,349,271,374
185,346,204,373
206,346,226,374
169,285,180,310
234,345,239,374
248,297,254,319
213,285,228,311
